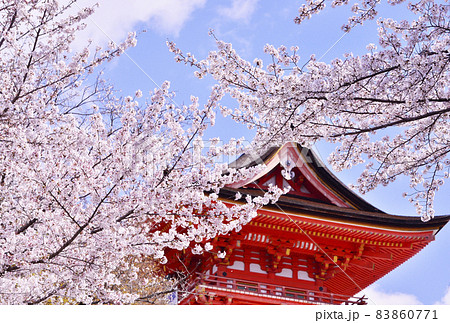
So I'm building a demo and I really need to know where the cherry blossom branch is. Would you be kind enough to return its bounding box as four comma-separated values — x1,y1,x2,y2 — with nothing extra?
48,190,81,228
15,218,38,235
135,288,177,304
330,105,450,137
26,283,67,305
48,183,118,261
116,209,136,223
0,7,16,50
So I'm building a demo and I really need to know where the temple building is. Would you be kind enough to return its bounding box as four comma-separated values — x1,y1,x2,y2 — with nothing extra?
163,142,450,305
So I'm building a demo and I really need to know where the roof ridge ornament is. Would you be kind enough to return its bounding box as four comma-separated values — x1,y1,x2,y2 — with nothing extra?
281,158,295,181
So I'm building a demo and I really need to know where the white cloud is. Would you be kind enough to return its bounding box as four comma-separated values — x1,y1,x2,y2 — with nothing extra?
67,0,206,48
355,285,423,305
435,286,450,305
218,0,259,22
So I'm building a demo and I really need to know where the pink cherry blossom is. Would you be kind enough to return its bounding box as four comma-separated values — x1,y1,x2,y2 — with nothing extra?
0,0,283,304
170,0,449,221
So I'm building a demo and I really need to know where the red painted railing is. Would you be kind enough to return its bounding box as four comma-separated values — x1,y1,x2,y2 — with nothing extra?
182,273,367,305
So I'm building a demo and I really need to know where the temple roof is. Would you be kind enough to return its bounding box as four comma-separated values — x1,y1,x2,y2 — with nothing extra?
223,142,450,233
168,143,450,303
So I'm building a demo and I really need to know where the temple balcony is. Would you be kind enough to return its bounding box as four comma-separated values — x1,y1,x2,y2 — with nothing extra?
179,273,368,305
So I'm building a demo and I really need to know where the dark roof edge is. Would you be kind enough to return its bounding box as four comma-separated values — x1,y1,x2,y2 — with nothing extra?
298,143,384,213
228,145,280,169
219,187,450,232
230,143,383,213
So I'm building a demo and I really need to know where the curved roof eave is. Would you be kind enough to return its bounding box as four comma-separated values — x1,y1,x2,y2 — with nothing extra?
223,142,450,232
229,143,382,212
219,186,450,233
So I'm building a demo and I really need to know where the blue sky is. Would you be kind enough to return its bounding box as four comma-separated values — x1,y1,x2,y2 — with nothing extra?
71,0,450,305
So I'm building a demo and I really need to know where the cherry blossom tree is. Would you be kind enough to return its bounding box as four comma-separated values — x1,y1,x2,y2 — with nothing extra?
170,0,450,221
0,0,282,304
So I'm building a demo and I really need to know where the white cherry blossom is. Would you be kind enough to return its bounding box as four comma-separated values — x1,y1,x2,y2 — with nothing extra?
0,0,283,304
171,0,449,221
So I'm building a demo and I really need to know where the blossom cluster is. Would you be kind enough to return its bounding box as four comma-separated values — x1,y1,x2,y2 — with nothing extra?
0,0,282,304
170,0,449,221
